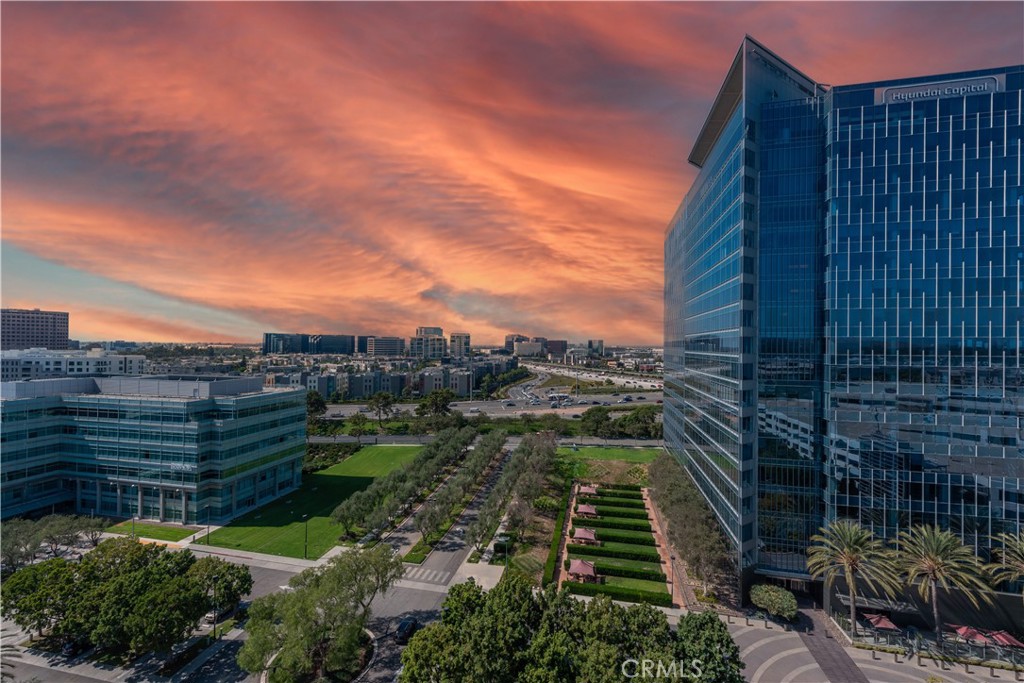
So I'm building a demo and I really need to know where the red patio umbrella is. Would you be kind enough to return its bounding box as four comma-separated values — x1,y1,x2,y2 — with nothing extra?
946,624,995,644
864,613,899,631
987,630,1024,649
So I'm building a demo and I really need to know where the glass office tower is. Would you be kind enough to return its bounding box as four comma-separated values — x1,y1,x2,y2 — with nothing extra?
665,35,1023,591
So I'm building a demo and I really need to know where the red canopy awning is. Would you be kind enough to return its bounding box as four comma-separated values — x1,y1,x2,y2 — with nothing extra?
946,624,995,644
579,485,597,495
863,613,899,631
568,559,596,577
574,527,597,542
987,630,1024,649
576,504,598,516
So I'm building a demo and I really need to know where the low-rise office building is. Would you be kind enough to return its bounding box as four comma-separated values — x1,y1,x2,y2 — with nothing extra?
0,376,306,524
1,348,146,382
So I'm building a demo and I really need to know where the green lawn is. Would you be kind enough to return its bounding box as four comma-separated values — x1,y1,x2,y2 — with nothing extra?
199,445,420,558
596,540,659,554
557,447,662,462
107,521,197,542
567,553,663,573
602,575,668,593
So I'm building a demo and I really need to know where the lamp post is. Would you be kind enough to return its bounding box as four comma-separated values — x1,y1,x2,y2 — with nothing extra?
302,514,309,559
130,484,138,539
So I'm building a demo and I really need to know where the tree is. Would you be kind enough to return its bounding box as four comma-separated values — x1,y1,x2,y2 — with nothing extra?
675,610,745,683
988,531,1024,609
79,516,109,548
749,584,798,621
187,556,254,612
366,391,396,430
580,407,612,437
896,525,994,641
125,576,207,654
417,389,457,417
479,374,496,398
306,390,327,417
806,520,899,637
38,515,80,557
347,413,370,443
0,559,77,638
0,519,42,570
506,495,532,542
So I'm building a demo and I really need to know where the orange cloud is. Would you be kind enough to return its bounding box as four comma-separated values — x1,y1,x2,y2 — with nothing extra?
2,2,1021,344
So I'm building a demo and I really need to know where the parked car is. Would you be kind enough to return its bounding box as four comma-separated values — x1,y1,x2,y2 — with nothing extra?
61,640,85,658
396,617,421,644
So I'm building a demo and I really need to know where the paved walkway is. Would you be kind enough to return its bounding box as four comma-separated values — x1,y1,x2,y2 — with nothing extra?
642,486,686,608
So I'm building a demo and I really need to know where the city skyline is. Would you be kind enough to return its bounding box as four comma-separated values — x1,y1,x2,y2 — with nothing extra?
2,2,1021,345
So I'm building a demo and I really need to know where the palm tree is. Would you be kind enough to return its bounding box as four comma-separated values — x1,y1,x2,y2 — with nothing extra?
807,519,900,637
896,525,993,642
987,531,1024,608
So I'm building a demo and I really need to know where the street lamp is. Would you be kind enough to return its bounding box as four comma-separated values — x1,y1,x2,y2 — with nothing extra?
302,514,309,559
130,484,138,539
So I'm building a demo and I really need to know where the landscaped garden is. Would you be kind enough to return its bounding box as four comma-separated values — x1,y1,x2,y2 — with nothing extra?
200,444,421,558
106,521,197,543
560,482,672,605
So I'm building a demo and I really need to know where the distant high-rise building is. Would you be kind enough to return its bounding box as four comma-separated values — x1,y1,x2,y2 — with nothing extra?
311,334,355,355
546,340,568,356
415,326,444,337
1,308,69,350
410,334,447,360
450,332,471,359
367,336,405,357
514,341,545,357
587,339,605,357
504,333,528,353
664,36,1023,592
356,336,371,354
261,333,309,354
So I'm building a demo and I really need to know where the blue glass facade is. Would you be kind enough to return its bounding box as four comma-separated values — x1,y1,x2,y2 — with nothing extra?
665,36,1023,589
0,377,306,524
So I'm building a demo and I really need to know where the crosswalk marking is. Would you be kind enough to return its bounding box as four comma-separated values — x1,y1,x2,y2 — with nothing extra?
403,566,452,584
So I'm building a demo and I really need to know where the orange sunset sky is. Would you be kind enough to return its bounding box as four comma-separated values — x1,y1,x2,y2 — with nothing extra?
2,2,1022,345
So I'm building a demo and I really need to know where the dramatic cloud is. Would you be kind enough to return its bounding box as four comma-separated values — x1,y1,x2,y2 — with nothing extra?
2,2,1020,344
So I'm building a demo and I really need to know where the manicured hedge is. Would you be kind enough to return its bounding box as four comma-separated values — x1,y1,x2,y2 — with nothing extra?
563,581,673,607
593,506,650,520
542,480,573,587
596,489,644,500
564,558,666,582
579,517,652,532
593,529,656,546
600,483,643,492
578,496,646,509
566,543,661,562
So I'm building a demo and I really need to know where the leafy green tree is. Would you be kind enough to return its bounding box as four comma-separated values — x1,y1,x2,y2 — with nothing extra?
579,407,612,437
38,515,80,557
896,525,993,641
306,390,327,417
675,610,745,683
79,516,109,548
440,579,487,630
988,531,1024,609
366,391,396,430
399,622,470,682
0,559,77,638
479,374,496,398
417,388,458,417
347,413,370,443
806,520,900,637
0,519,42,569
187,556,254,612
125,576,206,655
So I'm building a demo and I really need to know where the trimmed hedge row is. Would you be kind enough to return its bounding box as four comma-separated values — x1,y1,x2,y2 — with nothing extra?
563,581,673,607
566,543,661,562
578,496,646,509
596,489,644,500
593,528,656,546
600,483,643,492
593,506,650,520
564,558,666,582
542,479,573,587
577,517,652,532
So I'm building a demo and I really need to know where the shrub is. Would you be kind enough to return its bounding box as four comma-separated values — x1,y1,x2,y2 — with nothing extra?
542,480,572,587
600,483,643,492
579,517,652,532
593,506,650,520
593,563,666,582
749,584,798,622
578,496,646,509
563,581,673,607
593,529,657,546
566,543,661,562
596,489,644,500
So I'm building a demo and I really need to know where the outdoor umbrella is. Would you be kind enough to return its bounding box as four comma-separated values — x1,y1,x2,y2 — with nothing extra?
987,630,1024,649
864,613,899,631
